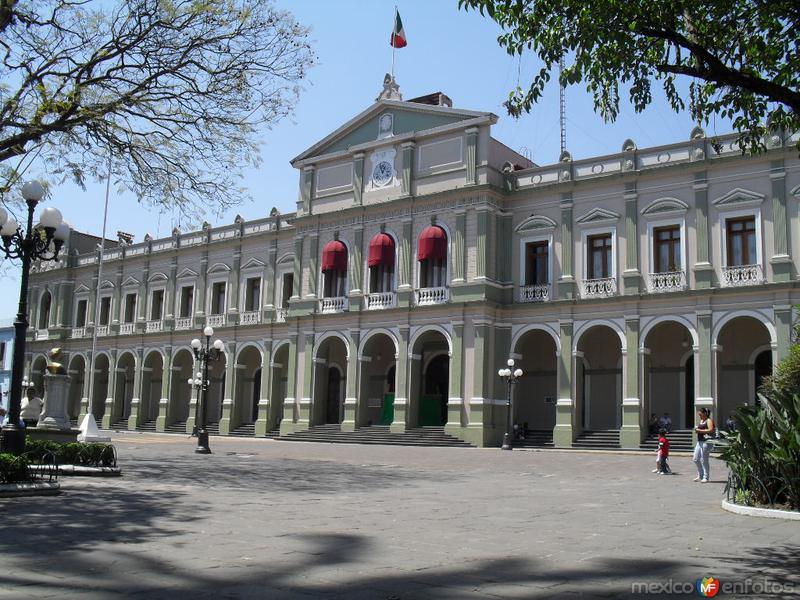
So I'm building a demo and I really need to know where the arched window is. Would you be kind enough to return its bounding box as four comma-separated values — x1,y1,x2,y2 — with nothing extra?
418,225,447,288
38,291,52,329
322,239,348,298
368,232,395,294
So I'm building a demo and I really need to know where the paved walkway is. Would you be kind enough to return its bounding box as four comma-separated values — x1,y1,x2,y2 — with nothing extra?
1,433,797,599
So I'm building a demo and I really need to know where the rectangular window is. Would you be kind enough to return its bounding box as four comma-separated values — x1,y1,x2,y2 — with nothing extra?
76,299,88,327
124,293,137,323
179,286,194,318
245,277,261,312
323,271,346,298
653,226,681,273
99,297,111,325
369,265,394,293
211,282,226,315
281,274,293,308
587,234,612,279
525,241,549,285
150,289,164,320
0,342,5,364
726,217,756,266
420,259,446,288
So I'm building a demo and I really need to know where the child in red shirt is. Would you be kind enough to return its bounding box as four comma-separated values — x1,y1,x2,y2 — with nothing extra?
654,428,670,474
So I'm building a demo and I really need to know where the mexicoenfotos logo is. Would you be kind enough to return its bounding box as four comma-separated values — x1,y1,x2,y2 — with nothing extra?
696,576,720,597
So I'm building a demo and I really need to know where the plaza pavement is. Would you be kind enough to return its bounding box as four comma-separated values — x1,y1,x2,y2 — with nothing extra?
0,432,797,599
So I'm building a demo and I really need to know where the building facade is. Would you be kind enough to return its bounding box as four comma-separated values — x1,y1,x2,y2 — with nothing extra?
24,81,800,447
0,320,14,411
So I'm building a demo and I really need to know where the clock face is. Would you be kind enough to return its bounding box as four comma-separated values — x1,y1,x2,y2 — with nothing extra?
372,160,393,187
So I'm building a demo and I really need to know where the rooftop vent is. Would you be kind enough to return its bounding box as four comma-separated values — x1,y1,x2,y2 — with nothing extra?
407,92,453,108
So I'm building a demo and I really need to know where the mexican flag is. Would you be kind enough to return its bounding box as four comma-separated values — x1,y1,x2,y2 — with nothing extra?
390,10,407,48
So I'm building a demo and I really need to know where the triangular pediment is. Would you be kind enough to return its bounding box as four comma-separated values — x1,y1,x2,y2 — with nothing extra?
207,262,231,275
641,197,689,216
241,257,266,271
712,187,765,207
177,267,199,279
121,276,140,288
99,279,115,289
516,215,557,232
74,284,90,294
292,100,493,164
576,207,620,224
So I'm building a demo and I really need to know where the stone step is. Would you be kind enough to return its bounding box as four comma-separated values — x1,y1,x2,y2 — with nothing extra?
280,424,474,448
109,419,129,431
138,420,157,432
228,423,256,437
573,430,621,449
164,421,188,434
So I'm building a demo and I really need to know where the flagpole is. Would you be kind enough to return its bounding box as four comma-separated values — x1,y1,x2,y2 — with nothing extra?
391,6,397,79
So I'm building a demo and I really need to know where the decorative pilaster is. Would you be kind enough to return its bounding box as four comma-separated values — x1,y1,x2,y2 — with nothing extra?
401,142,414,196
476,208,489,279
774,305,793,362
292,236,303,300
558,193,576,299
196,251,208,325
469,321,489,429
137,263,149,331
47,284,60,330
693,172,713,288
155,347,172,432
397,218,413,307
165,256,178,323
279,332,300,435
465,127,478,185
445,322,464,432
111,266,123,327
87,274,98,326
56,280,73,329
453,209,466,282
301,166,314,214
554,320,574,447
622,183,641,294
342,329,360,432
350,226,364,297
390,326,410,433
308,234,318,298
297,332,315,429
101,350,118,429
255,340,273,436
128,348,145,430
353,153,364,206
264,242,277,311
228,249,242,323
695,310,714,441
219,342,237,435
620,316,641,448
496,212,513,283
769,160,792,281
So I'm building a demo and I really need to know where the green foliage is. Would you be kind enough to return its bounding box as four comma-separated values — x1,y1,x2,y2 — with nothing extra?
0,452,31,483
459,0,800,154
24,439,117,468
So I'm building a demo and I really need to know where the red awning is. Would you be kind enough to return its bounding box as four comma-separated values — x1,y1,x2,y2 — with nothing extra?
322,239,348,272
418,225,447,261
368,232,395,267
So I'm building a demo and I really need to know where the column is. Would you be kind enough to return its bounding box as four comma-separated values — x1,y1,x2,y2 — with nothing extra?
263,242,277,318
301,166,314,215
353,153,364,205
101,350,118,429
401,142,414,195
47,285,60,330
465,127,478,185
469,321,489,433
87,274,98,326
297,332,315,429
228,249,241,325
350,226,364,298
390,325,410,433
196,251,208,324
219,342,237,434
445,321,464,432
490,324,512,444
155,347,172,432
136,262,149,331
554,320,574,447
558,193,576,299
292,236,303,300
128,348,144,430
620,316,641,448
622,183,641,294
279,332,299,435
255,340,273,436
496,212,513,283
774,305,793,363
476,208,490,280
111,266,123,327
165,256,178,324
695,310,714,441
397,218,413,307
770,160,792,281
28,287,39,329
56,280,73,329
342,329,360,432
452,209,466,283
307,234,318,298
693,173,713,288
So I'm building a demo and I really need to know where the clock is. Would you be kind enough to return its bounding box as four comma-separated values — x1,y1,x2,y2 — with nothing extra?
372,160,393,187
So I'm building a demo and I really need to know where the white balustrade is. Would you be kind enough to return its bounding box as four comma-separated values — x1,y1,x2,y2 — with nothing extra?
119,322,136,335
146,320,163,333
275,307,288,323
36,329,49,341
320,296,348,314
366,291,396,310
519,284,550,303
580,277,618,298
96,325,109,337
240,311,260,325
207,314,225,327
648,271,687,293
175,317,193,331
721,264,763,287
415,287,449,306
71,327,85,339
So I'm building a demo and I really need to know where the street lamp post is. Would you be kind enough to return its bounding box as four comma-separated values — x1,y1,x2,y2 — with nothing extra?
498,358,524,451
190,326,224,454
0,180,68,454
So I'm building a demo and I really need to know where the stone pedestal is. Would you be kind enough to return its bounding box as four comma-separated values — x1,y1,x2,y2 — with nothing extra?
39,373,71,431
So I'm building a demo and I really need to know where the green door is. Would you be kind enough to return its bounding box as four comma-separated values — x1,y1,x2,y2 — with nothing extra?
380,393,395,425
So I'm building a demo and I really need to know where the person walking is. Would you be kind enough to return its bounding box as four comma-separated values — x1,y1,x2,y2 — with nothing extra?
20,386,43,428
693,407,715,483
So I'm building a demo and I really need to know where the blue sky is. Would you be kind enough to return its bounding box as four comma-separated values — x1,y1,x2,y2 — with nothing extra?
2,0,733,319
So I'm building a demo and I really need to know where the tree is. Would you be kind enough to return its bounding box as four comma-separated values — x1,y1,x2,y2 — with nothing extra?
0,0,315,218
459,0,800,152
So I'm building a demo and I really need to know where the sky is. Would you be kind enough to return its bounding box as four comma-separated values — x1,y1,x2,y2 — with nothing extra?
1,0,734,319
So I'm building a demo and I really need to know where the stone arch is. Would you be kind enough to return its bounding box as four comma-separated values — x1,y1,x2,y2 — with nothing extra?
37,290,52,329
359,328,399,360
89,352,111,418
358,330,399,427
409,324,453,357
269,341,291,431
312,334,349,425
30,354,48,396
67,353,87,421
140,349,165,425
234,344,263,428
575,324,623,433
314,330,351,360
511,323,561,355
409,328,451,427
640,315,699,350
112,351,137,425
512,327,559,436
573,319,626,354
712,309,776,347
169,348,195,428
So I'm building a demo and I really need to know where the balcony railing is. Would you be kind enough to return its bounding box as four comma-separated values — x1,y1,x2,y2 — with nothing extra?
519,284,550,303
416,287,449,306
175,317,193,331
36,329,49,341
146,320,163,333
275,307,288,323
119,322,136,335
648,270,687,293
96,325,109,337
320,296,348,314
207,314,225,328
581,277,617,299
722,264,763,287
366,291,396,310
240,311,260,325
71,327,85,339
